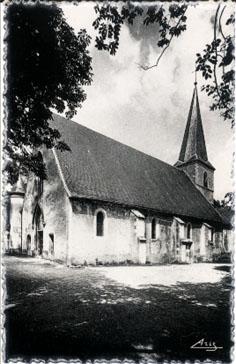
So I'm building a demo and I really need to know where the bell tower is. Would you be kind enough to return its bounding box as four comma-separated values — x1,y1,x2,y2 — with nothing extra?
175,82,215,203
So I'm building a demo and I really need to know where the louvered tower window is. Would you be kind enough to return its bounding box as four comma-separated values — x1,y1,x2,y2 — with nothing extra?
203,172,208,188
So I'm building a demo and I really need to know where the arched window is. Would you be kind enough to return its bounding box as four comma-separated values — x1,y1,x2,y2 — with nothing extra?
151,218,156,239
96,211,105,236
36,152,44,195
203,172,208,188
33,204,44,230
187,223,192,239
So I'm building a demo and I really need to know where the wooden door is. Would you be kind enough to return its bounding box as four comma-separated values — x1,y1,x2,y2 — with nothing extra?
139,241,146,264
38,231,43,255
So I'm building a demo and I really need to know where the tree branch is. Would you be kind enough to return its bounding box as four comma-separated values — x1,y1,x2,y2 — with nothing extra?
219,5,227,75
213,4,223,104
138,7,187,71
137,42,171,70
219,5,226,41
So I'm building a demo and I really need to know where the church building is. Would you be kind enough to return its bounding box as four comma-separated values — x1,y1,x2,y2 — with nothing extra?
4,84,233,265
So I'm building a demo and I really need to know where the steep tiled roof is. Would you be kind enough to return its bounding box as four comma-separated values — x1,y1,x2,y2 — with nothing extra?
176,84,214,170
51,114,222,224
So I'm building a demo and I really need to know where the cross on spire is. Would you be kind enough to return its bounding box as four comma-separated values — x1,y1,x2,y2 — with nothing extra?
194,68,198,86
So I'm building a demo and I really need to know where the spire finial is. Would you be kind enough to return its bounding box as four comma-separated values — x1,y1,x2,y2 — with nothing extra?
194,67,197,86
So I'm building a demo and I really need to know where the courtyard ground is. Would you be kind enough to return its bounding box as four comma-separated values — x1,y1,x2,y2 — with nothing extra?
4,256,233,362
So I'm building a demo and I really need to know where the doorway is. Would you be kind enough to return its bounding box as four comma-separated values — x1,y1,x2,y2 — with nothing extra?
180,242,193,263
26,234,31,254
49,233,54,256
37,231,43,255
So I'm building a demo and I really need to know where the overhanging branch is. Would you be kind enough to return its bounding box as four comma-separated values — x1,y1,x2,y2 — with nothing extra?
138,7,187,71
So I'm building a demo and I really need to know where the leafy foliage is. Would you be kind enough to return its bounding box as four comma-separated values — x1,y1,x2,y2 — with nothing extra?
5,3,93,184
223,192,235,208
93,3,187,69
93,3,143,55
214,192,235,208
196,6,235,126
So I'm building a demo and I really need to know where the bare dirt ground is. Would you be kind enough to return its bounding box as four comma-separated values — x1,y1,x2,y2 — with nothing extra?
3,256,233,362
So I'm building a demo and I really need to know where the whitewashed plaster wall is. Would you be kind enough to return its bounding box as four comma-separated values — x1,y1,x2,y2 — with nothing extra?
68,200,139,265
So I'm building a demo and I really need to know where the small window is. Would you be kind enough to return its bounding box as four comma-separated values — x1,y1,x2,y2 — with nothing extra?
203,172,208,188
224,232,229,251
96,211,104,236
187,223,192,239
151,218,156,239
176,223,179,241
210,228,214,242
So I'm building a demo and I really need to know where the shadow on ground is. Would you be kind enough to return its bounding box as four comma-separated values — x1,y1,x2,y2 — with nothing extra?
4,257,233,362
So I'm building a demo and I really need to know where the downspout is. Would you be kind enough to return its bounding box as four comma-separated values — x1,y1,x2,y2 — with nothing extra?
66,200,69,266
21,190,26,255
20,209,23,254
66,198,73,267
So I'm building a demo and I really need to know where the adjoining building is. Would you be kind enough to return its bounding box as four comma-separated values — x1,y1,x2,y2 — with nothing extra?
4,84,234,265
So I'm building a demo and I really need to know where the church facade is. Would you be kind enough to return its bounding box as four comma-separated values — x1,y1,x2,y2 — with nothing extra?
4,84,233,265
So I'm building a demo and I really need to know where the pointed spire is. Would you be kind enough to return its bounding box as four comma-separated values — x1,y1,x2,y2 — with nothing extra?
178,83,210,164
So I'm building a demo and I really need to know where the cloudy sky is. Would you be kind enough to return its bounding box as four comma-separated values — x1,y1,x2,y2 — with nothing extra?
61,2,234,200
